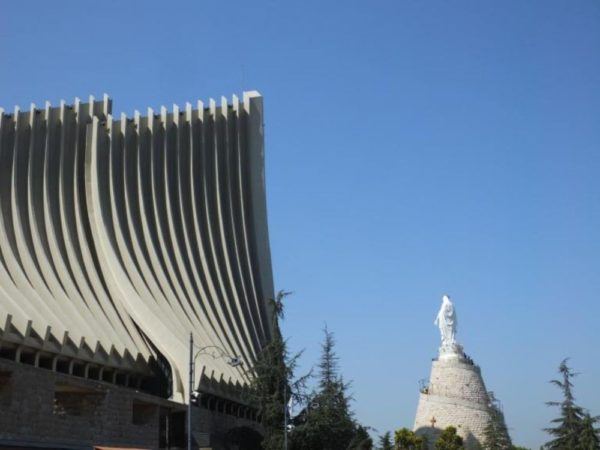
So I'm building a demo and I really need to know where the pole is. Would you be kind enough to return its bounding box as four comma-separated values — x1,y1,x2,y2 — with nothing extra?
284,383,288,450
188,332,193,450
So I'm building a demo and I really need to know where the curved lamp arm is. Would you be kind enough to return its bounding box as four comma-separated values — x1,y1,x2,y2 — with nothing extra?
187,335,243,450
192,345,243,368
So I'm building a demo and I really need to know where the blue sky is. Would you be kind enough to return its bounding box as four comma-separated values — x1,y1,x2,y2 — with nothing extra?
1,1,599,447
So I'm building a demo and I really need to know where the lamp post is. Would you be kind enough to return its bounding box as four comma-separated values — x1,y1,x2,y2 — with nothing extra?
188,333,242,450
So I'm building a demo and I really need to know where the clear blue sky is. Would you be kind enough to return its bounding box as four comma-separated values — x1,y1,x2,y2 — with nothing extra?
1,1,599,447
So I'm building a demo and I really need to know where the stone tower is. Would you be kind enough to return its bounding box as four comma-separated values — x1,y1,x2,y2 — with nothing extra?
414,296,510,448
414,351,503,448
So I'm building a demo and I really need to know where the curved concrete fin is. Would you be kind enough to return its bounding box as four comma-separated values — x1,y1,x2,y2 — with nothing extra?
0,94,275,399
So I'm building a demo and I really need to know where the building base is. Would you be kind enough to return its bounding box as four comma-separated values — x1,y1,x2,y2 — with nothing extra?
0,358,261,450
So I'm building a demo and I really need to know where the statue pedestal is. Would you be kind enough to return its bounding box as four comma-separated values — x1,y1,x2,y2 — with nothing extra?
413,355,493,449
415,295,511,448
438,343,464,361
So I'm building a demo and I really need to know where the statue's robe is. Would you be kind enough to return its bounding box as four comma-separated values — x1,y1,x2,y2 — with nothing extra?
435,301,457,346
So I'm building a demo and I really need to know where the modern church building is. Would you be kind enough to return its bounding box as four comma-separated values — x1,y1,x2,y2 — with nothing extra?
0,92,274,449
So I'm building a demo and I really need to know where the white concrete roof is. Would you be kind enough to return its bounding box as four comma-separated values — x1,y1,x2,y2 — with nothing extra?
0,92,274,402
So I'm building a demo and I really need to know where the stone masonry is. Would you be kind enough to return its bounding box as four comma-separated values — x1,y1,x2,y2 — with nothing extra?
0,358,262,449
0,358,179,448
414,356,505,449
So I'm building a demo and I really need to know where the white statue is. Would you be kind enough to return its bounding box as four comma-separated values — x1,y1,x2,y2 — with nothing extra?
434,294,458,347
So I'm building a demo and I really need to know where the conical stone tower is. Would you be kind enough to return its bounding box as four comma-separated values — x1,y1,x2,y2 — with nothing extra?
413,296,509,449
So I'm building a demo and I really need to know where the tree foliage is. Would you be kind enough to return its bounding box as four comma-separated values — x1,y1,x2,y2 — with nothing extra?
544,359,600,450
290,326,369,450
395,427,427,450
378,431,394,450
348,424,374,449
435,426,464,450
483,394,512,450
248,291,308,450
579,413,600,450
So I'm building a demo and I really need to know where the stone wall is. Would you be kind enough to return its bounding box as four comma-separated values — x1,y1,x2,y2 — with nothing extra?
427,359,489,405
0,358,263,449
0,358,175,449
413,358,493,449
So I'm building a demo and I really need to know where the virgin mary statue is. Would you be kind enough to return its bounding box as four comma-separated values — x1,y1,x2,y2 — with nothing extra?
434,294,457,347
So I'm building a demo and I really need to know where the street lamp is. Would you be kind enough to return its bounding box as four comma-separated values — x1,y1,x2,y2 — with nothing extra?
188,333,243,450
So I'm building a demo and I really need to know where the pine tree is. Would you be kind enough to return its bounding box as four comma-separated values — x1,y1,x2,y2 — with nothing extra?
248,291,308,450
483,394,512,450
483,413,511,450
579,413,600,450
290,326,359,450
435,426,464,450
348,425,373,449
544,359,586,449
378,431,394,450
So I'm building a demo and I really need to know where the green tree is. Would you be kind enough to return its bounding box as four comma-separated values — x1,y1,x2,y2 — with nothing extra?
248,291,308,450
483,394,512,450
378,431,394,450
544,359,587,449
290,327,362,450
348,425,373,449
510,446,531,450
579,413,600,450
435,426,464,450
395,427,427,450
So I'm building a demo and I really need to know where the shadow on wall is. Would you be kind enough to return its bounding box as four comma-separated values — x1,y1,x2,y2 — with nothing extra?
415,426,482,450
224,426,263,450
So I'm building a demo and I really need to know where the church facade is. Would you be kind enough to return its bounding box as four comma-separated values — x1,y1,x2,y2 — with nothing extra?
0,92,273,449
